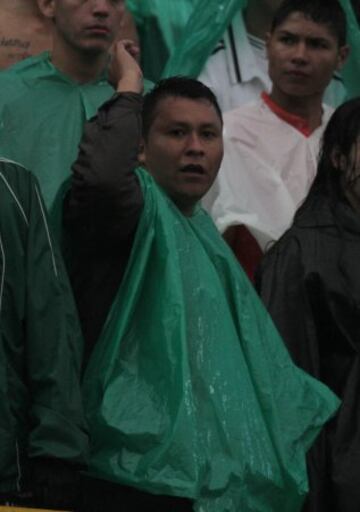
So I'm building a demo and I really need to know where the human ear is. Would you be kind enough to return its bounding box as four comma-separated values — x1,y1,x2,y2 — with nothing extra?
336,45,350,71
37,0,55,19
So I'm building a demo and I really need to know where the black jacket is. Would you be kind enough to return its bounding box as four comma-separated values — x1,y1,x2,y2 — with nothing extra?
64,92,143,364
257,190,360,512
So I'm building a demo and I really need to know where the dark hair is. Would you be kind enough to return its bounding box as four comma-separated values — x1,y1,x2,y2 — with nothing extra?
142,76,223,140
271,0,347,47
298,97,360,210
293,98,360,301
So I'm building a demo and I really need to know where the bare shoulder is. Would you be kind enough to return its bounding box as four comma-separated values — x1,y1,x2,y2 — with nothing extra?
0,10,52,70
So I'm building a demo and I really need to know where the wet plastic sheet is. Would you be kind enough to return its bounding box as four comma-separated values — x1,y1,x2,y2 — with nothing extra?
126,0,198,82
83,168,339,512
338,0,360,99
163,0,246,79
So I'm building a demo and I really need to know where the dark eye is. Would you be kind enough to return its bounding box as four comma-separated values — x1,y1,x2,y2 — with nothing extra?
169,129,186,137
279,35,296,45
202,130,217,140
308,39,329,50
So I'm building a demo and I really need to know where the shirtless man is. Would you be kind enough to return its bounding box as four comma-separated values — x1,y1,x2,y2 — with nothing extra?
0,0,137,209
0,0,138,70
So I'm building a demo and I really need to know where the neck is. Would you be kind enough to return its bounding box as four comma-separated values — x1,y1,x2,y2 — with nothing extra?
51,36,108,83
177,203,196,217
269,88,324,132
245,1,274,40
173,197,197,217
2,0,42,17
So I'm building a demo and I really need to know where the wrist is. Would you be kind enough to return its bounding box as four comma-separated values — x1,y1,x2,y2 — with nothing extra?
116,72,143,94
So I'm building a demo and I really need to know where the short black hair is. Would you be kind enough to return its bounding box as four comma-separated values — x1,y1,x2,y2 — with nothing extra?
271,0,347,47
142,76,223,140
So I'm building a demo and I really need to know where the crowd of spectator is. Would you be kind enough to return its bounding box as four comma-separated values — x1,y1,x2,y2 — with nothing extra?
0,1,359,511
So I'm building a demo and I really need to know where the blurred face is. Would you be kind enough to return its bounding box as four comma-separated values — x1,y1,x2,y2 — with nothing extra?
39,0,125,55
142,96,223,215
267,12,348,103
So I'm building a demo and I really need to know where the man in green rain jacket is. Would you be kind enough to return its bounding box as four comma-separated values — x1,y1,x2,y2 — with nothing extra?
64,41,341,512
0,158,88,509
0,0,126,210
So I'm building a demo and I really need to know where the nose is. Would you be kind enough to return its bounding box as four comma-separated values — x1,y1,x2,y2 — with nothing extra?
291,41,309,64
185,132,205,155
91,0,111,17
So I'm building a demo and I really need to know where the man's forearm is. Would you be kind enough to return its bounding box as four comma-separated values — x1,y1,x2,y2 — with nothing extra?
65,40,144,244
65,92,143,243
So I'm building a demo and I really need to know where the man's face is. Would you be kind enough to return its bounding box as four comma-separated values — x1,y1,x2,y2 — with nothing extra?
41,0,125,55
267,12,348,101
142,96,223,215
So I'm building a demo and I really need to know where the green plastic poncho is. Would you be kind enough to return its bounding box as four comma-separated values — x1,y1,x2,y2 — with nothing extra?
163,0,246,79
83,168,339,512
126,0,198,82
0,52,114,209
163,0,360,100
338,0,360,99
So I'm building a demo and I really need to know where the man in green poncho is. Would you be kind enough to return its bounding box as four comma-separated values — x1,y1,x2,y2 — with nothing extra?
0,0,126,209
64,43,340,512
0,157,88,510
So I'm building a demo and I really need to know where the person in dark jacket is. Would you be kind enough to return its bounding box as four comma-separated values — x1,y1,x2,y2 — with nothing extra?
0,158,88,509
257,97,360,512
63,40,341,512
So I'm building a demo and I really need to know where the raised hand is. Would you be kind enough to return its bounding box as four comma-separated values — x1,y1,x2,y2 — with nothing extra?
109,39,143,93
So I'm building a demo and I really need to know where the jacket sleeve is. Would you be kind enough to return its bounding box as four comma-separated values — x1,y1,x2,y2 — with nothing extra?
256,235,322,377
25,174,88,466
64,92,143,248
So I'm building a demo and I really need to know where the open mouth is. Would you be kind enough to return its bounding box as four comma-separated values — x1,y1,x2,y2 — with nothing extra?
286,71,309,78
180,164,206,175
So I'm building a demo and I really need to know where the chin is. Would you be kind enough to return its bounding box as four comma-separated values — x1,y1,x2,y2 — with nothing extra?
81,41,113,56
282,84,317,98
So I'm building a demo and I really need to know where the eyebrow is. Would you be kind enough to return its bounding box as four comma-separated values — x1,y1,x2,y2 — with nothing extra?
276,29,332,45
166,121,221,129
